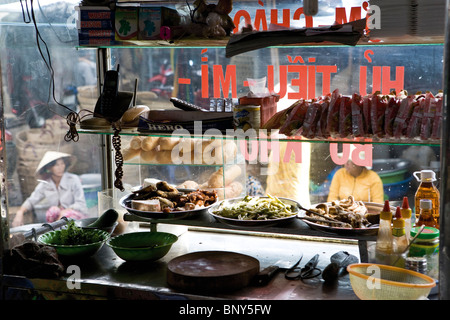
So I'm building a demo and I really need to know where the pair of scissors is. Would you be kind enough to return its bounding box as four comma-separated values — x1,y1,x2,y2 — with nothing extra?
284,254,322,280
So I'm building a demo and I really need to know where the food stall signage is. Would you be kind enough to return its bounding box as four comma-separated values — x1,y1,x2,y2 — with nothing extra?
197,50,405,100
231,1,375,32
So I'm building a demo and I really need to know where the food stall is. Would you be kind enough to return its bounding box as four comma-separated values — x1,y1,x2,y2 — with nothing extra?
0,0,448,304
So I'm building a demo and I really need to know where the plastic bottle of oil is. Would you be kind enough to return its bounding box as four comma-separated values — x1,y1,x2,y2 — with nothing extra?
413,170,440,228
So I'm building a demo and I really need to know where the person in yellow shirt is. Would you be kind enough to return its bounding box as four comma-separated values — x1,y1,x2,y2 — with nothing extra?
266,141,311,208
327,147,384,204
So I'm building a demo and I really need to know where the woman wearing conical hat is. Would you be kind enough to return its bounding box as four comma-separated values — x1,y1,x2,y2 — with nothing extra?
12,151,88,227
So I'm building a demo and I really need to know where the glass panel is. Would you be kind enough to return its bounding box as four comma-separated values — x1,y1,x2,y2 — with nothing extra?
0,0,104,232
110,43,443,214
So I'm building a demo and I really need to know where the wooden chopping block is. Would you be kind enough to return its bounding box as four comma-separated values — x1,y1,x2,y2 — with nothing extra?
167,251,260,293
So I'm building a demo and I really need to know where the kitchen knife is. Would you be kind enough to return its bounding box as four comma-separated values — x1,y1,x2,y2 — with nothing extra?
253,253,303,286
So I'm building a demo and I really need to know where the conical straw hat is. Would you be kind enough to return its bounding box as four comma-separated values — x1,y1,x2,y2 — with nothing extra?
35,151,74,175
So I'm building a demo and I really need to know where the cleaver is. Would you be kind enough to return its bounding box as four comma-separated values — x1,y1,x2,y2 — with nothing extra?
253,253,303,286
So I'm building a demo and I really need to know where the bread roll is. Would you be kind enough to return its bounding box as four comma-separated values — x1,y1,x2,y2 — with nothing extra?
177,180,199,190
129,136,143,150
121,105,150,126
156,150,173,164
122,147,141,161
228,181,244,197
207,165,242,188
194,139,222,154
140,149,158,163
210,141,237,164
204,182,244,200
178,138,195,153
159,137,180,151
141,136,160,151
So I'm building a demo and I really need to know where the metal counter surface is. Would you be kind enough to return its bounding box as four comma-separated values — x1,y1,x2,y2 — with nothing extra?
5,224,361,300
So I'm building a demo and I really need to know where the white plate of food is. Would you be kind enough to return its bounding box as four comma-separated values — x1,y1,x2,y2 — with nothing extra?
297,196,394,236
208,195,299,228
120,180,218,220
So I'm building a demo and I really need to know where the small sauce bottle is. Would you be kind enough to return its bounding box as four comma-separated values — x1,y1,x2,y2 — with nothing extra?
376,200,394,254
401,196,413,240
416,199,438,228
392,206,409,253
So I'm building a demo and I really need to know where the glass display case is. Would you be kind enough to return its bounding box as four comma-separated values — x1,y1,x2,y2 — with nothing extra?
0,0,448,300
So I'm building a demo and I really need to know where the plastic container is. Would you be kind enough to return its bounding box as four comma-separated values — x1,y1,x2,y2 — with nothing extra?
376,200,395,254
233,104,261,131
413,170,440,227
367,242,406,268
392,206,409,254
347,263,436,300
409,226,439,279
401,196,413,240
238,94,279,127
416,199,438,228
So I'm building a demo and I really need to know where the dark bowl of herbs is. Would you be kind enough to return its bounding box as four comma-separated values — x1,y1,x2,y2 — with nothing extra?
38,220,110,258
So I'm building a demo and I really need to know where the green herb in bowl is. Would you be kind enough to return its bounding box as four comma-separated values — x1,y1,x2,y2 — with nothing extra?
38,220,110,257
58,220,105,245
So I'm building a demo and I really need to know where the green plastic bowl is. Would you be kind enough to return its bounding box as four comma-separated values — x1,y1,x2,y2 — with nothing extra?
107,232,178,262
38,229,110,257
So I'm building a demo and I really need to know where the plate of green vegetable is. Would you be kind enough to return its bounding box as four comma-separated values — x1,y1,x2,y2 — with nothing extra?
38,220,110,257
208,195,299,228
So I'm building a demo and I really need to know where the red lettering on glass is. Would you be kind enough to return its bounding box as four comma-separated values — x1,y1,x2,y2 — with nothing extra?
288,65,308,100
308,65,315,99
364,49,374,63
382,66,405,94
270,8,291,28
335,7,362,24
360,64,405,96
316,65,337,95
240,139,259,162
293,8,313,27
372,66,382,93
287,55,305,63
254,8,268,31
201,64,209,98
213,65,237,98
283,141,302,163
330,143,373,167
359,66,368,96
267,65,288,98
258,131,279,163
178,78,191,84
233,10,252,34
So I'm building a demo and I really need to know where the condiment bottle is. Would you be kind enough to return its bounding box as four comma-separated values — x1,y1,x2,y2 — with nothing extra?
413,170,440,228
401,196,413,240
392,206,409,253
376,200,395,254
416,199,438,228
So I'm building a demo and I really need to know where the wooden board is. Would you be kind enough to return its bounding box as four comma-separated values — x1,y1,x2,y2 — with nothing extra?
167,251,260,293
